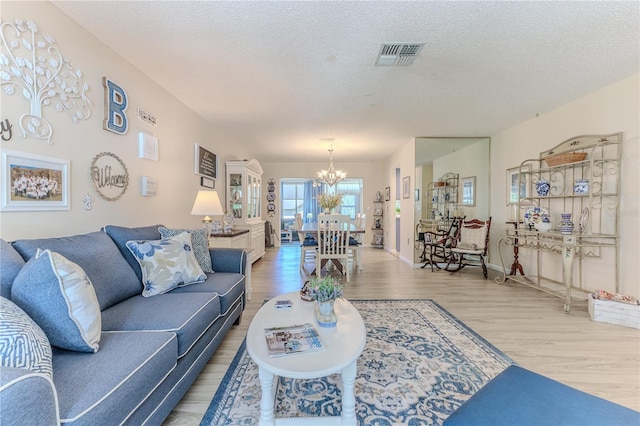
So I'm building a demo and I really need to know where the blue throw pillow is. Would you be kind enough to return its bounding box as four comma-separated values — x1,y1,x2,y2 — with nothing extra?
11,249,102,353
0,296,53,378
158,227,214,273
126,232,206,297
0,239,25,299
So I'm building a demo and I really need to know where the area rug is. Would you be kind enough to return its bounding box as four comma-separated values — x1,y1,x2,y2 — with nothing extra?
201,299,515,426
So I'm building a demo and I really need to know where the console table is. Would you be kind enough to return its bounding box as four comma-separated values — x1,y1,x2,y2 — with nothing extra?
496,227,617,312
496,133,621,313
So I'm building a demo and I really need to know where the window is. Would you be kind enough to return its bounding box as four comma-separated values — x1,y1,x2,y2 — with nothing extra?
281,181,305,222
280,178,363,226
326,179,362,220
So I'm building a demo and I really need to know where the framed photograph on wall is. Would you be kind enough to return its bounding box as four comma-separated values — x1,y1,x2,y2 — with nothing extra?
461,176,476,206
1,150,70,211
384,186,390,201
194,143,217,179
506,164,531,205
402,176,410,199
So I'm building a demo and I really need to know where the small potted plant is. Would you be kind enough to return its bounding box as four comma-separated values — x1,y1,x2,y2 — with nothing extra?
306,276,344,327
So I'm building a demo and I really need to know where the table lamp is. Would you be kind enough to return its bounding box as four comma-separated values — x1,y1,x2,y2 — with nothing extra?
191,190,224,237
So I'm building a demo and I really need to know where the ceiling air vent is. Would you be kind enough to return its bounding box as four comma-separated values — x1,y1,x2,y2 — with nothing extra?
375,43,425,66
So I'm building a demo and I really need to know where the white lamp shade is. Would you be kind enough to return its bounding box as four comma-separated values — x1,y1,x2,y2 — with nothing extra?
191,190,224,217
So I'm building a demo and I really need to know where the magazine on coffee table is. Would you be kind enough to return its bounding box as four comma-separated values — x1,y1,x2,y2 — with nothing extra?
264,323,325,357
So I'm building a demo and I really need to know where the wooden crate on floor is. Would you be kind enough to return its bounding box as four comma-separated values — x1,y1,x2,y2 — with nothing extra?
588,297,640,329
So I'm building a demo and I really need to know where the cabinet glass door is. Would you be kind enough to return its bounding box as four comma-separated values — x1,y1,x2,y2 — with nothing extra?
230,173,243,219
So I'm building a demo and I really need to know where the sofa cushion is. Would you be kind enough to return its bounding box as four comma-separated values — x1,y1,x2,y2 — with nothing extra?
11,231,141,310
159,226,214,273
102,224,163,283
100,292,221,358
171,272,245,315
53,331,177,425
0,239,25,299
126,232,206,297
0,297,53,378
11,250,101,353
0,367,58,426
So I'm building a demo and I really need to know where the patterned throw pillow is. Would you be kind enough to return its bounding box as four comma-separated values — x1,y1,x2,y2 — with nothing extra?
11,249,102,353
0,297,53,378
158,227,214,273
126,232,206,297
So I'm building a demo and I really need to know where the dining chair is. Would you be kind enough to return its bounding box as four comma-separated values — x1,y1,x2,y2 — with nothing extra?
295,213,317,271
348,213,364,271
316,214,351,282
446,217,492,278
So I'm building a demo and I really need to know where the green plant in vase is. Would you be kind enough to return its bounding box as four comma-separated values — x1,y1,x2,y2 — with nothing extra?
306,276,344,327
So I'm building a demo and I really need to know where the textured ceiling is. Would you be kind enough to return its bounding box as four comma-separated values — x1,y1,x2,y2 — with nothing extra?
51,1,639,163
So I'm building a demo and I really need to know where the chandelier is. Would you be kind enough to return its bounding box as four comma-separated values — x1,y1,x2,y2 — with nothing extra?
317,145,346,186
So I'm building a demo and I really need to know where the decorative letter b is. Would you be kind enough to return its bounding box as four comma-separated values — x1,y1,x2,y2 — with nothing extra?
103,77,128,135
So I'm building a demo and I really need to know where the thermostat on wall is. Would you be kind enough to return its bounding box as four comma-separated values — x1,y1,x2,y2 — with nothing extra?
141,176,157,196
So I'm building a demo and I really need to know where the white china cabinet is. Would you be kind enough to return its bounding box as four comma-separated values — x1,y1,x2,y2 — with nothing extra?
225,159,265,263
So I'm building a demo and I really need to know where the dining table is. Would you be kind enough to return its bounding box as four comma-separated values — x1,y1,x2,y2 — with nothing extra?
292,222,365,275
296,222,366,235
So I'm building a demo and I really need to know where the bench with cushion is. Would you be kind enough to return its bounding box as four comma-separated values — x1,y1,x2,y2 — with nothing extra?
444,365,640,426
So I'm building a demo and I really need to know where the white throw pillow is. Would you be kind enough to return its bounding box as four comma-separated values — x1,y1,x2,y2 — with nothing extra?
126,232,206,297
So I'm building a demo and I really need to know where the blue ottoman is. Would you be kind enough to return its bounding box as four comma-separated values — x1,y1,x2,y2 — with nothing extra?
444,365,640,426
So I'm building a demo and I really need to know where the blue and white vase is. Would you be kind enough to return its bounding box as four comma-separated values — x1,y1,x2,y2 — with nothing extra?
574,179,589,194
535,215,552,232
559,213,574,235
536,179,550,196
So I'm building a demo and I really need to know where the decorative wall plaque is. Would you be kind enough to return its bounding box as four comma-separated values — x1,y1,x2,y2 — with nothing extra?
90,152,129,201
1,19,92,144
194,144,217,179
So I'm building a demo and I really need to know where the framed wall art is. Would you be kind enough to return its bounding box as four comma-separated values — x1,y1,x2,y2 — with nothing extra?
138,132,159,161
200,176,215,189
461,176,476,206
385,186,390,201
1,150,69,211
194,143,217,179
402,176,410,199
506,165,530,205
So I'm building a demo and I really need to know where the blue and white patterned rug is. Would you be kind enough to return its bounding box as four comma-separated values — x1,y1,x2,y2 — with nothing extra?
201,299,515,425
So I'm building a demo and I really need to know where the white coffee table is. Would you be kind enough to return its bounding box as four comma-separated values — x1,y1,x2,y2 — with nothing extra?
246,292,366,426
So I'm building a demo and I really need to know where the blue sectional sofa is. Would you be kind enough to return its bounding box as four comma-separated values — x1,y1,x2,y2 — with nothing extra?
0,225,247,425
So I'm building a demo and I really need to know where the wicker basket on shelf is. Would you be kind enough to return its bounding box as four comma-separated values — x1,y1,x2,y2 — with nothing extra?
544,152,587,167
434,181,447,187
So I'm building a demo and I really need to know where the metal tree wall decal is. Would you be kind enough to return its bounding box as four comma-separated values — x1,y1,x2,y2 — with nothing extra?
0,19,91,144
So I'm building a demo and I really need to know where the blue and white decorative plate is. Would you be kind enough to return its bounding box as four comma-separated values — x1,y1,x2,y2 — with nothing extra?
524,206,549,226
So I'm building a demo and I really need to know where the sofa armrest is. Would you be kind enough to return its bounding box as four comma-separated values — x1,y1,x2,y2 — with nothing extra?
0,367,59,425
210,248,247,275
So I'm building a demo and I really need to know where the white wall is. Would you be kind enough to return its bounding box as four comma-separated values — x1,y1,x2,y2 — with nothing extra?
0,2,250,241
383,139,416,264
490,73,640,298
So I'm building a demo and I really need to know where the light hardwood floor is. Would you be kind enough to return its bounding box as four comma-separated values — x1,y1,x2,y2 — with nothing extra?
164,244,640,425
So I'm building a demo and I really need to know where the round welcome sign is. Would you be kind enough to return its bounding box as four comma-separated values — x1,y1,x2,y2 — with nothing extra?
90,152,129,201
